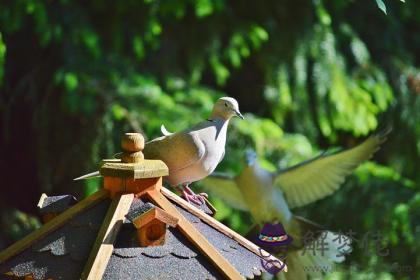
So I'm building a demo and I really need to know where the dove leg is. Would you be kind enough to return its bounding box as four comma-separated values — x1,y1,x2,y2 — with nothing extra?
182,185,208,205
188,186,209,201
177,183,207,205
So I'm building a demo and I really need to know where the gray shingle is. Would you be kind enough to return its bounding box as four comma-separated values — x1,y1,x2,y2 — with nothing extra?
175,204,265,279
0,199,111,280
103,226,222,280
125,202,155,223
1,194,273,280
39,195,78,214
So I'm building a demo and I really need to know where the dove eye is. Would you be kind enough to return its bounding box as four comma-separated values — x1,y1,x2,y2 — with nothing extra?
224,102,228,107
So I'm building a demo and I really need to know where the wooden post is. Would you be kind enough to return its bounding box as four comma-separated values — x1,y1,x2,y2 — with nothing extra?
161,187,287,272
81,193,134,280
100,133,168,197
147,189,244,280
81,133,170,279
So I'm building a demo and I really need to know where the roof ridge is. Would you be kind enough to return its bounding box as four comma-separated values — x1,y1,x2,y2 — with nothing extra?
160,187,287,273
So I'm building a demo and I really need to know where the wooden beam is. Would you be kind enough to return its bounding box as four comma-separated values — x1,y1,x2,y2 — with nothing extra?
81,193,134,280
146,189,244,280
0,189,108,264
161,187,287,272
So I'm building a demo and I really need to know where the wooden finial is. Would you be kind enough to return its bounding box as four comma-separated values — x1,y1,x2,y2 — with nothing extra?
121,133,145,163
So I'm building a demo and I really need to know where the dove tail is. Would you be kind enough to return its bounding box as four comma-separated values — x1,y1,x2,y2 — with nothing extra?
160,124,174,136
275,217,351,279
277,230,352,280
73,171,100,181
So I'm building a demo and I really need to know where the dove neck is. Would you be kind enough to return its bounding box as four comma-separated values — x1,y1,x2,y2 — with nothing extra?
210,110,232,121
207,117,230,139
208,116,230,126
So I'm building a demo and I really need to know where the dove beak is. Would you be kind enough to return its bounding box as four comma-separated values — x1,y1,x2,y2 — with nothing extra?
235,110,244,119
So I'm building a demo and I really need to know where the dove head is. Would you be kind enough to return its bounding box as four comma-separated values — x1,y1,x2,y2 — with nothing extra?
211,97,244,120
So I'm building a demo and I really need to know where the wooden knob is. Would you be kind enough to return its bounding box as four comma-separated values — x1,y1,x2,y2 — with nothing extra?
121,133,145,152
121,151,144,163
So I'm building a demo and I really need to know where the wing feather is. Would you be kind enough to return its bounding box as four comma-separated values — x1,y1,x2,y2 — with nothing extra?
275,129,390,208
199,173,249,211
143,132,205,172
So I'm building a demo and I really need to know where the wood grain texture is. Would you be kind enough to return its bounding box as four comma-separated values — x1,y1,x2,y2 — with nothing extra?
121,151,144,163
154,207,179,227
0,189,108,264
121,132,145,152
100,160,168,179
132,207,178,229
104,177,162,198
138,220,166,247
203,197,218,216
81,193,134,280
146,189,244,280
161,187,287,272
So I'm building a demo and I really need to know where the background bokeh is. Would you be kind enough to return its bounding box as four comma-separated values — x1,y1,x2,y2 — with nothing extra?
0,0,418,279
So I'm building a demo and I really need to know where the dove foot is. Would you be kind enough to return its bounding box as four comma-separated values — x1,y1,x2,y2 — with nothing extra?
181,185,208,206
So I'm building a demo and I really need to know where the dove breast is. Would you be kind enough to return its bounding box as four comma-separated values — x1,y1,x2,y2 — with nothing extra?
236,164,293,225
143,119,228,186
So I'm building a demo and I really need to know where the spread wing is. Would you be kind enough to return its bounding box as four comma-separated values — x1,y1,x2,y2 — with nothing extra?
143,132,205,172
274,129,390,208
199,173,249,211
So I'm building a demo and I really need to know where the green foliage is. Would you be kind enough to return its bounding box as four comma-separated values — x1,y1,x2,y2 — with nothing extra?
0,32,4,86
1,210,41,242
375,0,406,15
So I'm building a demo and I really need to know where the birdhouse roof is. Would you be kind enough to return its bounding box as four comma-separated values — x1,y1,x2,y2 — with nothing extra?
0,189,286,280
104,197,267,279
1,194,111,279
37,194,78,214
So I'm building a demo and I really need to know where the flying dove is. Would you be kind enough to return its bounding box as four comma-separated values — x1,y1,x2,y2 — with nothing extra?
199,129,390,279
75,97,244,205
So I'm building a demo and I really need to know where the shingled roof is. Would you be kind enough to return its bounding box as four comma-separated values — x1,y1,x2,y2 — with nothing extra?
0,132,286,280
1,196,110,280
37,194,78,215
0,190,285,279
104,197,269,279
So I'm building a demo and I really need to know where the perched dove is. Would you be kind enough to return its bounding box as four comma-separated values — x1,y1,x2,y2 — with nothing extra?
200,129,390,279
75,97,244,205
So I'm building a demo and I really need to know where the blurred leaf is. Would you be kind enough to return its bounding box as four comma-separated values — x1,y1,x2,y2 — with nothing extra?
132,36,145,60
376,0,387,14
195,0,214,18
84,177,101,196
64,72,78,91
0,32,5,85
